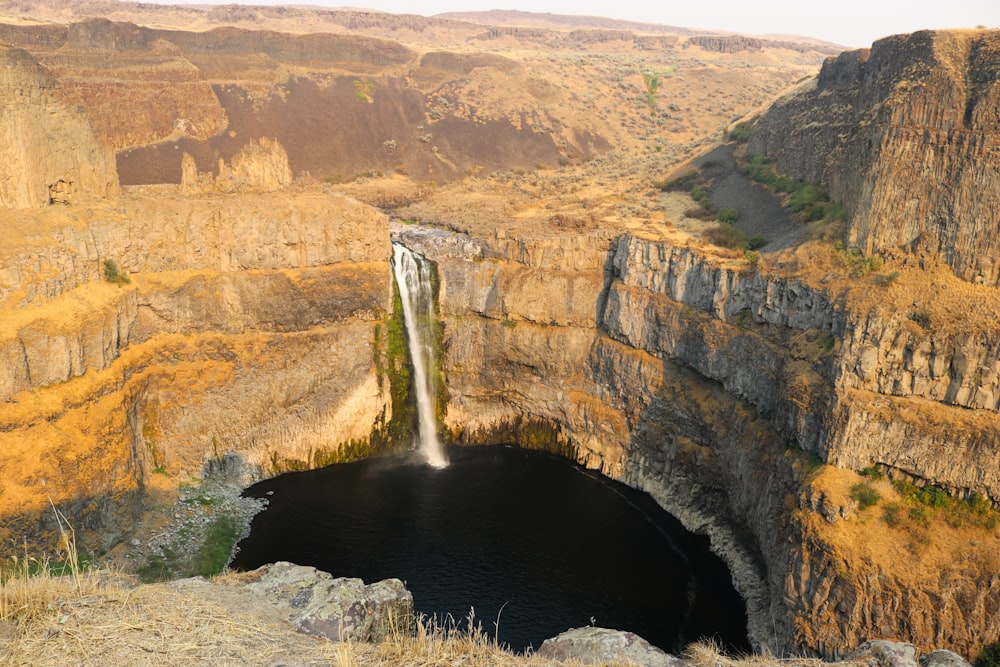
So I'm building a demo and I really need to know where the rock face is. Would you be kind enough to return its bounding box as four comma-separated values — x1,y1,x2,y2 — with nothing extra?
396,219,1000,658
0,191,393,556
0,45,119,208
181,137,294,193
748,29,1000,285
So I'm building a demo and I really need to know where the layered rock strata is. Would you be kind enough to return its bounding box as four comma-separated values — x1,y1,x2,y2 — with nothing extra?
394,221,1000,657
0,45,118,208
748,29,1000,285
0,191,391,554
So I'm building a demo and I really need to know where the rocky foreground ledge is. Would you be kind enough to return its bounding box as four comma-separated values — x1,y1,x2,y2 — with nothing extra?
0,561,978,667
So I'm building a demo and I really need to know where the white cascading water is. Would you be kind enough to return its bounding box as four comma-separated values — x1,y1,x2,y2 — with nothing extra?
391,243,449,468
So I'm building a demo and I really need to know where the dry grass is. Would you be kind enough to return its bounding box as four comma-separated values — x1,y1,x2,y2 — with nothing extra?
2,566,624,667
684,639,869,667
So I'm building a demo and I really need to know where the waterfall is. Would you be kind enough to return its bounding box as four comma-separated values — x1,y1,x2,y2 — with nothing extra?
391,243,448,468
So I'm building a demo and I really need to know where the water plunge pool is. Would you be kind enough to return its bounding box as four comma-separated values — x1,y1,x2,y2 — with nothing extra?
231,445,749,654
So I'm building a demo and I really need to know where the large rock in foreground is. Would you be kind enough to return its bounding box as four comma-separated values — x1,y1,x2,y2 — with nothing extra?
537,626,686,667
246,561,414,642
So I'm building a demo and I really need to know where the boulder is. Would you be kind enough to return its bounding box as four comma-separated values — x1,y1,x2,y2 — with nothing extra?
246,561,413,642
848,640,919,667
920,650,973,667
536,626,686,667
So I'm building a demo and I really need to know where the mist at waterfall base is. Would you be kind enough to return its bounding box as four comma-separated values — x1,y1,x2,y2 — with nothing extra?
231,446,750,654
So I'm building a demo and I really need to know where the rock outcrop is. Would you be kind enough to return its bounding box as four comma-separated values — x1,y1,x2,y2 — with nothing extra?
748,29,1000,285
244,561,414,642
0,45,118,208
0,191,392,555
181,137,294,193
537,626,684,667
394,218,1000,658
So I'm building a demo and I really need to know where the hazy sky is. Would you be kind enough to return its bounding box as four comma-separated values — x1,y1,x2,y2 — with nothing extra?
165,0,1000,47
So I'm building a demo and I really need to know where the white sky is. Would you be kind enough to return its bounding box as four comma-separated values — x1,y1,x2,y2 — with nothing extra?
161,0,1000,47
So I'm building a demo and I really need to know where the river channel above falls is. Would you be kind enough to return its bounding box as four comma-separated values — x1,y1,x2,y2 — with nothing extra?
231,445,749,654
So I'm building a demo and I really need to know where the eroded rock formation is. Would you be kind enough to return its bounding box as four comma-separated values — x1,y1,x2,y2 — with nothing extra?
394,216,1000,658
748,29,1000,285
0,191,391,553
0,45,118,208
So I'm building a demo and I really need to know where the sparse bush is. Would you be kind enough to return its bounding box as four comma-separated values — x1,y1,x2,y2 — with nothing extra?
883,501,902,527
685,206,716,221
976,638,1000,667
735,308,752,330
102,259,130,285
728,122,752,143
911,308,932,328
838,246,882,277
872,271,900,287
746,235,767,250
659,169,700,192
718,207,738,223
909,505,931,528
744,249,760,265
704,224,748,249
851,482,881,510
353,78,375,102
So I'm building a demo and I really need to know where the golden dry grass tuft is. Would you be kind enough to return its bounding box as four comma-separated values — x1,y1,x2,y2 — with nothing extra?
2,566,623,667
683,639,872,667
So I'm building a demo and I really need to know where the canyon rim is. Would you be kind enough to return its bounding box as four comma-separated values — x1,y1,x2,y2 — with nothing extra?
0,2,999,661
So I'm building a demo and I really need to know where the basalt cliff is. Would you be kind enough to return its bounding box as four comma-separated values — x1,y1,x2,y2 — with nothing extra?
0,9,998,662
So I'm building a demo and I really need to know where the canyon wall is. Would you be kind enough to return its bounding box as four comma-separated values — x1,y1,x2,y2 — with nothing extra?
0,191,392,554
0,44,118,208
394,221,1000,657
748,29,1000,286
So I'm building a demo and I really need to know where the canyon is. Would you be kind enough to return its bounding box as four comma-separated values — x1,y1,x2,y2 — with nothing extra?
0,3,998,662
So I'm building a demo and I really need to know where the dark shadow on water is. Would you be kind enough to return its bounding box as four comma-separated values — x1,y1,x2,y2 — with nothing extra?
231,445,749,654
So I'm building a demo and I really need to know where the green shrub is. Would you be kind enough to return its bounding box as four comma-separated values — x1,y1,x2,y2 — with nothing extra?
788,183,824,212
102,259,131,285
851,482,881,510
735,308,752,330
728,122,752,143
718,207,738,223
188,515,242,578
703,224,748,249
861,465,884,481
975,638,1000,667
746,235,767,250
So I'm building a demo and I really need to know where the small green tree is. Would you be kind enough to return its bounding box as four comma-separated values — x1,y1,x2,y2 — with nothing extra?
102,259,130,285
641,70,661,113
851,482,881,510
718,207,738,223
